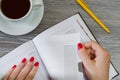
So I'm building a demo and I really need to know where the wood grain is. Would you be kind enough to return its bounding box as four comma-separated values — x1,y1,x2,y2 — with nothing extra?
0,0,120,79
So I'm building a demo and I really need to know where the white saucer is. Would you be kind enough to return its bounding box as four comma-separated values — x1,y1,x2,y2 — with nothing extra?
0,0,44,35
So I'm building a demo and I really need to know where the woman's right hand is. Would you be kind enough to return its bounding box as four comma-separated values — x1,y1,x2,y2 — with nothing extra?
78,41,110,80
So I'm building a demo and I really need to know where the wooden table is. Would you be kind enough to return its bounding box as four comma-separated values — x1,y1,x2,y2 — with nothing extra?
0,0,120,79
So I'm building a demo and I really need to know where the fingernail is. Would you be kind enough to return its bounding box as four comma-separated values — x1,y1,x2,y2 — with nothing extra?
12,65,17,69
34,62,39,67
29,57,34,62
78,43,83,50
21,58,26,63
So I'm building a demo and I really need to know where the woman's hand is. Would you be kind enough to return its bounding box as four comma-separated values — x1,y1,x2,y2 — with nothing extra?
78,41,110,80
2,57,39,80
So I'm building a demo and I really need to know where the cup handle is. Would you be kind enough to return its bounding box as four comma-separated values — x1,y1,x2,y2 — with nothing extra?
32,0,42,8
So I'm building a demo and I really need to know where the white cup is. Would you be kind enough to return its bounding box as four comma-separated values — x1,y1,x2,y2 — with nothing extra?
0,0,42,21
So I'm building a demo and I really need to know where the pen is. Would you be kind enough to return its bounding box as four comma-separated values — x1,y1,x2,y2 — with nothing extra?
76,0,110,33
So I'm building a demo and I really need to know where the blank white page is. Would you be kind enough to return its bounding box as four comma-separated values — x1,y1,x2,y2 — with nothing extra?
34,33,84,80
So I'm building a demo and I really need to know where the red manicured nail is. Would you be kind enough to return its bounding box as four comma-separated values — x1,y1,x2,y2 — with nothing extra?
34,62,39,67
29,57,34,62
78,43,83,50
21,58,26,63
12,65,17,69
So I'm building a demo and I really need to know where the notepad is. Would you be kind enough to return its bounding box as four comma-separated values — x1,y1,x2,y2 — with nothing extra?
0,13,118,80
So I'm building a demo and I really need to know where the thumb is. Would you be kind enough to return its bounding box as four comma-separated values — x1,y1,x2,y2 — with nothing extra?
77,43,92,66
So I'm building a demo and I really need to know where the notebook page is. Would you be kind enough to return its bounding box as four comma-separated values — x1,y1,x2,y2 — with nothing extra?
0,41,49,80
34,33,85,80
33,14,93,43
33,14,118,79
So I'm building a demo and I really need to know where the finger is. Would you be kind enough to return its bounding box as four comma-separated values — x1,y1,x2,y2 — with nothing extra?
86,48,94,55
77,43,93,66
82,63,89,80
86,49,96,60
85,41,110,63
25,62,39,80
16,57,34,80
84,41,103,52
85,41,110,57
8,58,26,80
2,65,16,80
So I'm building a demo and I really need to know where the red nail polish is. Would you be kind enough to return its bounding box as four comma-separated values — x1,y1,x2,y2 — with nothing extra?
12,65,17,69
21,58,26,63
78,43,83,50
34,62,39,67
29,57,34,62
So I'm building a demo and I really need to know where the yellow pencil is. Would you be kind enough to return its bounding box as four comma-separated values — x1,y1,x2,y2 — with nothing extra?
76,0,110,33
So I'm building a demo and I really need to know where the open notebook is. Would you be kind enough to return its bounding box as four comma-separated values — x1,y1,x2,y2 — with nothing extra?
0,13,118,80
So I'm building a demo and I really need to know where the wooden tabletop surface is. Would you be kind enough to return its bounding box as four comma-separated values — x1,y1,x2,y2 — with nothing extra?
0,0,120,79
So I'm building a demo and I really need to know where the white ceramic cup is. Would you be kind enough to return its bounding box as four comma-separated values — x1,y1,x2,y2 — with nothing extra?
0,0,42,21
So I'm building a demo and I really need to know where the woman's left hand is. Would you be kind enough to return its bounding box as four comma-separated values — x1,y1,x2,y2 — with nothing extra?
2,56,39,80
